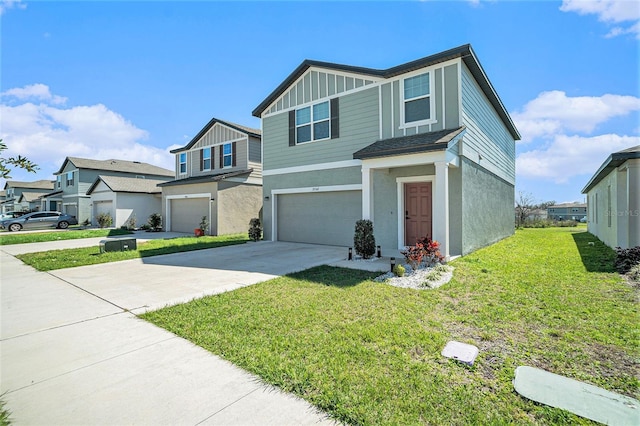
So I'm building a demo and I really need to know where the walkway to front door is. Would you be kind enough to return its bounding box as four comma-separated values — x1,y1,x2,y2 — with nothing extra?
404,182,432,246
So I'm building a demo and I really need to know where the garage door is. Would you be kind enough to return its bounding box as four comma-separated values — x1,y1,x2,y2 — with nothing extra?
170,198,209,233
277,191,361,247
94,201,113,223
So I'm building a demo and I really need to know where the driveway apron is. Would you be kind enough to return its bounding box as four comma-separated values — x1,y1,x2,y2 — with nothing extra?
1,241,344,425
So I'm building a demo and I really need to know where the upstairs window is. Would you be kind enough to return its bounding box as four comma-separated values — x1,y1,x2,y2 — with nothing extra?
179,153,187,174
403,72,432,124
296,101,330,144
222,143,232,167
56,176,61,188
202,147,211,170
66,171,74,186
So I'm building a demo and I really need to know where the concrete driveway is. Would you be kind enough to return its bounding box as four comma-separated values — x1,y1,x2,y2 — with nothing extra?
1,240,346,425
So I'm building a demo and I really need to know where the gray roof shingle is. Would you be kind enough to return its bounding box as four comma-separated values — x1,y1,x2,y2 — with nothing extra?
3,180,55,190
56,157,173,177
86,175,168,195
353,126,465,160
158,169,253,187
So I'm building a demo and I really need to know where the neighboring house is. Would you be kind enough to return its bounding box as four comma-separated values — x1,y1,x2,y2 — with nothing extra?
159,117,262,235
582,145,639,249
86,175,166,228
2,180,54,212
18,192,48,212
547,203,587,221
515,208,548,223
53,157,174,225
253,44,520,258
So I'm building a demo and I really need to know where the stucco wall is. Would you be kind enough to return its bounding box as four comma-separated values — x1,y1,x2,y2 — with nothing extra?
217,182,263,235
460,157,514,255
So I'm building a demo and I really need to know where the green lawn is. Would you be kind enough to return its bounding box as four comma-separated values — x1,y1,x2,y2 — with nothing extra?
0,228,132,245
142,228,639,425
17,234,248,271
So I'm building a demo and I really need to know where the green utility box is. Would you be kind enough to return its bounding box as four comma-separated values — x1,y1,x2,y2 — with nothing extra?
99,238,137,253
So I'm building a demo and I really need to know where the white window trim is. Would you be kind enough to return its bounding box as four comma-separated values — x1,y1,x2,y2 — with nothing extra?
179,153,187,175
202,147,212,171
295,100,331,145
399,69,436,129
222,143,233,169
66,171,74,186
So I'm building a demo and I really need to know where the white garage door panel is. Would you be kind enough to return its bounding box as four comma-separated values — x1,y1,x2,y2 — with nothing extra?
277,191,361,247
94,201,113,222
171,198,209,233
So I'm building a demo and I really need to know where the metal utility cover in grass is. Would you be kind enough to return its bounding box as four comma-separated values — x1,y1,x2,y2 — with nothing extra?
441,341,479,365
513,366,640,425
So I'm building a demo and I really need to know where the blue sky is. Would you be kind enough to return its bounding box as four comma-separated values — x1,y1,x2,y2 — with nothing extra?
1,0,638,205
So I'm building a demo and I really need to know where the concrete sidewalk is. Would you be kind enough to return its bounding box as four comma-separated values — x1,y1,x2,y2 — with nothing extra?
0,242,341,425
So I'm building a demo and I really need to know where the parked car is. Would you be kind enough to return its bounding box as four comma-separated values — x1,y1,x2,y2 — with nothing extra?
580,217,587,223
0,211,26,221
0,211,78,232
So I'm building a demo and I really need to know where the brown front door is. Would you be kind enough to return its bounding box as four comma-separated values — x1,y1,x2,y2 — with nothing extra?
404,182,432,245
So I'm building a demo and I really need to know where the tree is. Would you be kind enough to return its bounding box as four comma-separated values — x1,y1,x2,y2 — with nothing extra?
515,191,536,227
0,140,38,179
536,200,556,210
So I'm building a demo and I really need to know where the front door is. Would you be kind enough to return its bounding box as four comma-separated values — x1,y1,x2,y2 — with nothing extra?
404,182,432,245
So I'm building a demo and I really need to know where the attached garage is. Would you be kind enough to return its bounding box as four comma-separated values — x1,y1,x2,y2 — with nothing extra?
276,190,361,247
93,200,113,222
170,198,209,233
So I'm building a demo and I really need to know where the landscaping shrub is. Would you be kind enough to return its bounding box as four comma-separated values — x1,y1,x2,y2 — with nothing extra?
248,218,262,242
520,219,578,228
96,212,113,228
199,216,209,234
148,213,162,231
615,246,640,274
124,215,137,230
354,219,376,259
627,263,640,282
419,236,445,265
401,236,445,269
401,243,425,270
393,264,405,277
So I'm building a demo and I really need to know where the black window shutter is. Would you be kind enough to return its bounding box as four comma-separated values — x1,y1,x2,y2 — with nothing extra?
330,98,339,139
199,149,203,171
219,145,223,167
232,142,237,167
288,110,296,146
211,147,215,169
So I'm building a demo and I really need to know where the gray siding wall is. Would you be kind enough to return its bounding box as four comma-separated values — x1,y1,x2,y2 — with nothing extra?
460,63,515,183
460,157,514,255
379,63,459,138
184,139,249,178
263,87,379,170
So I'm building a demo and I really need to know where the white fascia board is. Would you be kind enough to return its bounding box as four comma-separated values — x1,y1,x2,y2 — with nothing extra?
272,184,362,196
361,151,447,170
165,192,211,200
263,160,361,176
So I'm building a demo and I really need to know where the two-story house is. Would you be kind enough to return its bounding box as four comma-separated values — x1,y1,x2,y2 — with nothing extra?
252,44,520,258
52,157,174,225
2,180,55,213
159,117,262,235
546,203,587,221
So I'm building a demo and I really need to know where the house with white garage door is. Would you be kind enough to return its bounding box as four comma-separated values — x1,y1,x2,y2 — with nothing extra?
86,175,168,228
252,44,520,258
159,117,262,235
53,157,174,225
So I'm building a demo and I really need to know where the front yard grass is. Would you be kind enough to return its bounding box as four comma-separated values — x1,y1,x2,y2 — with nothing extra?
17,234,248,271
142,228,639,425
0,228,132,245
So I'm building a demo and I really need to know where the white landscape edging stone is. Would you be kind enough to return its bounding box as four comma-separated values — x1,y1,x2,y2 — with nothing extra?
374,264,454,290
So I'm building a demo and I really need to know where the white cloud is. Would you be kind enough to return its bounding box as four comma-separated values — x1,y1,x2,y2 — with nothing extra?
516,133,640,183
512,90,640,142
0,84,175,182
2,83,68,105
560,0,640,38
0,0,26,15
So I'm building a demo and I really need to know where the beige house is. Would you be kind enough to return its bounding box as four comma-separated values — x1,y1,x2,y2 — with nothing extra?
159,118,262,235
582,145,639,249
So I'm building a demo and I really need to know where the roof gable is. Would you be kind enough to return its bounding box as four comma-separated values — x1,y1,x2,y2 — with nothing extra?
252,44,520,140
4,179,55,190
86,175,166,195
171,118,261,154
